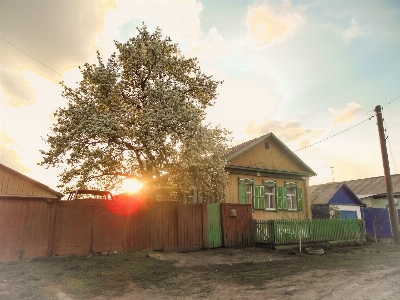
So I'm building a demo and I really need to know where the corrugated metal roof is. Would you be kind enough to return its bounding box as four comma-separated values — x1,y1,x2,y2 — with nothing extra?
310,174,400,204
310,182,343,205
345,174,400,196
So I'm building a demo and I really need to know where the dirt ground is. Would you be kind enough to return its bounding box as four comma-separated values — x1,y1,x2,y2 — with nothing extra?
1,241,400,299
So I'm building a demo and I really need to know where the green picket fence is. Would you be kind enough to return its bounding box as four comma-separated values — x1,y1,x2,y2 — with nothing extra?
253,219,365,245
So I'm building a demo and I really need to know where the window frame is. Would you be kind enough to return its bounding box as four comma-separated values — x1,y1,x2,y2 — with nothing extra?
238,178,254,205
286,186,297,211
263,180,277,211
283,182,304,212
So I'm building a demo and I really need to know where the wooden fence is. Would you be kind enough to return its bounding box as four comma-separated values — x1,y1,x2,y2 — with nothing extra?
253,219,366,246
220,204,252,247
0,197,252,262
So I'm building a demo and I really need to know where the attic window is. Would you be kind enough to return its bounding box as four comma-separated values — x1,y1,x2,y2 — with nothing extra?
264,142,269,149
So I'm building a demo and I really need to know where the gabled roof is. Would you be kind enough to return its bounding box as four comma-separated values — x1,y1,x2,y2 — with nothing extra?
310,182,363,206
225,132,316,176
344,174,400,198
0,163,63,199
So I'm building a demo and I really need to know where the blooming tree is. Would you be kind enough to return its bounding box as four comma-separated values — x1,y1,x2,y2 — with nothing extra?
40,25,230,201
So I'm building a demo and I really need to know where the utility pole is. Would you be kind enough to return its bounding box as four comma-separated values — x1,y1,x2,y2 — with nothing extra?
374,105,400,244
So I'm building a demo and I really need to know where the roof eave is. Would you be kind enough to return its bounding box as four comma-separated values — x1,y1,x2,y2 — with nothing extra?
226,133,316,177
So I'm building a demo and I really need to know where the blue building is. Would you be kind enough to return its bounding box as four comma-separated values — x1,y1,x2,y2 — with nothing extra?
310,182,364,219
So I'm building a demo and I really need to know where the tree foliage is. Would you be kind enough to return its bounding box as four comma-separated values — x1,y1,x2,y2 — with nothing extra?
40,25,230,201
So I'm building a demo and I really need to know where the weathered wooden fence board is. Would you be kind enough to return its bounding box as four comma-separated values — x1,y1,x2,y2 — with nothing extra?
53,201,95,256
0,199,54,261
177,204,203,250
1,199,255,262
220,204,252,247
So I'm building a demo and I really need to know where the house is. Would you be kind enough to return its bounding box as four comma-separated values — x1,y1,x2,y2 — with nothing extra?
224,133,316,220
0,162,63,200
344,174,400,209
0,163,63,261
310,182,364,219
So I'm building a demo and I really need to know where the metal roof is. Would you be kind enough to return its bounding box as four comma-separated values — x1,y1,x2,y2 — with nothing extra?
345,174,400,196
311,174,400,204
310,182,364,205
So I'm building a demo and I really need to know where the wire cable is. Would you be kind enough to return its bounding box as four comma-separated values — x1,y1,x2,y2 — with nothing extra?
0,36,62,77
294,115,375,152
382,95,400,109
384,120,398,174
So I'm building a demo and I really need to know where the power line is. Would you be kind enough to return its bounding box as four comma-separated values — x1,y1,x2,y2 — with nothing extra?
384,109,400,119
0,36,62,77
251,114,376,168
384,120,398,174
294,115,375,152
365,95,400,115
382,95,400,109
388,122,400,129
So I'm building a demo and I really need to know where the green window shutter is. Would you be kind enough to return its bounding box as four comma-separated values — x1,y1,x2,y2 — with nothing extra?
260,185,265,209
238,184,247,204
297,188,304,211
253,185,259,209
276,186,283,210
282,187,288,210
253,185,265,210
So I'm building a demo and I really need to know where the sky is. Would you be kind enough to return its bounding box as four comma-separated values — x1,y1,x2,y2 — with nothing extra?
1,0,400,191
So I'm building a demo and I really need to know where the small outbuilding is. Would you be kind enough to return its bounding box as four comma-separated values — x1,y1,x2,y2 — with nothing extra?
310,182,364,219
0,163,63,261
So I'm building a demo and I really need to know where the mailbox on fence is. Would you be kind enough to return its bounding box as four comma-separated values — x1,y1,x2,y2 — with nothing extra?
230,208,236,217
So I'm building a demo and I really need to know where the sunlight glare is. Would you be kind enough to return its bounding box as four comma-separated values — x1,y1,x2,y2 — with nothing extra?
122,178,143,194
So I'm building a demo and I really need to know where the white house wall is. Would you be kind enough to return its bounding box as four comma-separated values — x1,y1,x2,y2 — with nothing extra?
330,205,362,219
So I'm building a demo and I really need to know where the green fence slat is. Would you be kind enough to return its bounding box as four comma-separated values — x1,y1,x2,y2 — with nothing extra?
253,218,366,246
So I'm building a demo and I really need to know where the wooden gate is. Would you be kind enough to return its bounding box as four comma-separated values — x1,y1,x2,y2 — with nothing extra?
252,220,274,244
206,203,222,248
220,204,253,247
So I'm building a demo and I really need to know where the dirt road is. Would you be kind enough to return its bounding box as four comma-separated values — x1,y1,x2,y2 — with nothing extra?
1,242,400,299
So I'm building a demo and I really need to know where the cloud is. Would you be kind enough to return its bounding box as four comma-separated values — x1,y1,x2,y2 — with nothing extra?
0,68,36,107
245,3,303,47
246,118,325,149
0,131,28,173
0,0,108,106
344,18,365,41
329,102,363,125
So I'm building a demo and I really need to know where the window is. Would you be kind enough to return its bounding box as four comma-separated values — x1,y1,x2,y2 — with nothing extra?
286,187,297,210
187,189,198,204
246,184,252,204
238,178,254,205
265,186,276,209
263,180,276,210
239,179,304,212
284,182,304,211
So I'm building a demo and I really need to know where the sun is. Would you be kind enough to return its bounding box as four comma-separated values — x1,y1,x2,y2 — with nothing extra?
122,178,143,194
